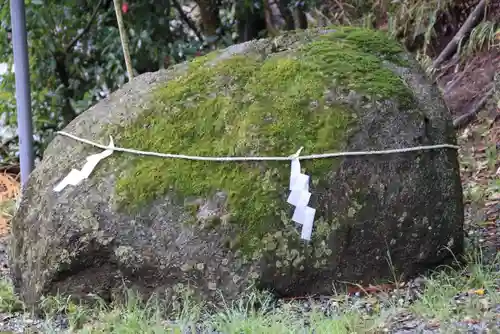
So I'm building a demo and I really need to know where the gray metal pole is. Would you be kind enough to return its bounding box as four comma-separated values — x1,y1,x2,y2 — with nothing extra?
10,0,35,187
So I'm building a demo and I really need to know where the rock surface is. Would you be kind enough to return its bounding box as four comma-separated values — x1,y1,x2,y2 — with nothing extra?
9,26,464,309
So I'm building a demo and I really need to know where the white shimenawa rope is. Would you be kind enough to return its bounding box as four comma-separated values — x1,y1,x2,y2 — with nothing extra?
56,131,459,161
54,130,459,241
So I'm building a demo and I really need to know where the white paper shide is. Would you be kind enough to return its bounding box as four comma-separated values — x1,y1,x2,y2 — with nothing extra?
54,136,115,192
287,149,316,240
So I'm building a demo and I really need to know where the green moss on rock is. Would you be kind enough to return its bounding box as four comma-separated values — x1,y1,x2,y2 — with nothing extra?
108,26,414,254
321,26,408,64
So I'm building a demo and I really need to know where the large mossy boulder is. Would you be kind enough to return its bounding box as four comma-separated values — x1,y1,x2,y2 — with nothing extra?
9,26,464,309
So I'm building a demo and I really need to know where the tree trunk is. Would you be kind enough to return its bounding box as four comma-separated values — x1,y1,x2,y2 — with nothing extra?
195,0,221,39
277,0,295,30
292,2,308,29
236,1,266,42
54,52,77,125
264,0,292,35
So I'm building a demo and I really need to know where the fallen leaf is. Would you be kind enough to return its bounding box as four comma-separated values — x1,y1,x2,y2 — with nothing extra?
427,319,440,328
463,316,480,324
469,288,486,296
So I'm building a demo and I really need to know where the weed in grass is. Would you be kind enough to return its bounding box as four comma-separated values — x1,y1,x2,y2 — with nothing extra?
0,279,23,313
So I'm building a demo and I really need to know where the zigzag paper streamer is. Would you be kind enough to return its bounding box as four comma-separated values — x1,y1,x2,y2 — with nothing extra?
287,148,316,240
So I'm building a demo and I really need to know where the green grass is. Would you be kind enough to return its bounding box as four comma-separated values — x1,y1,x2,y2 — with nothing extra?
410,250,500,324
0,248,498,333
